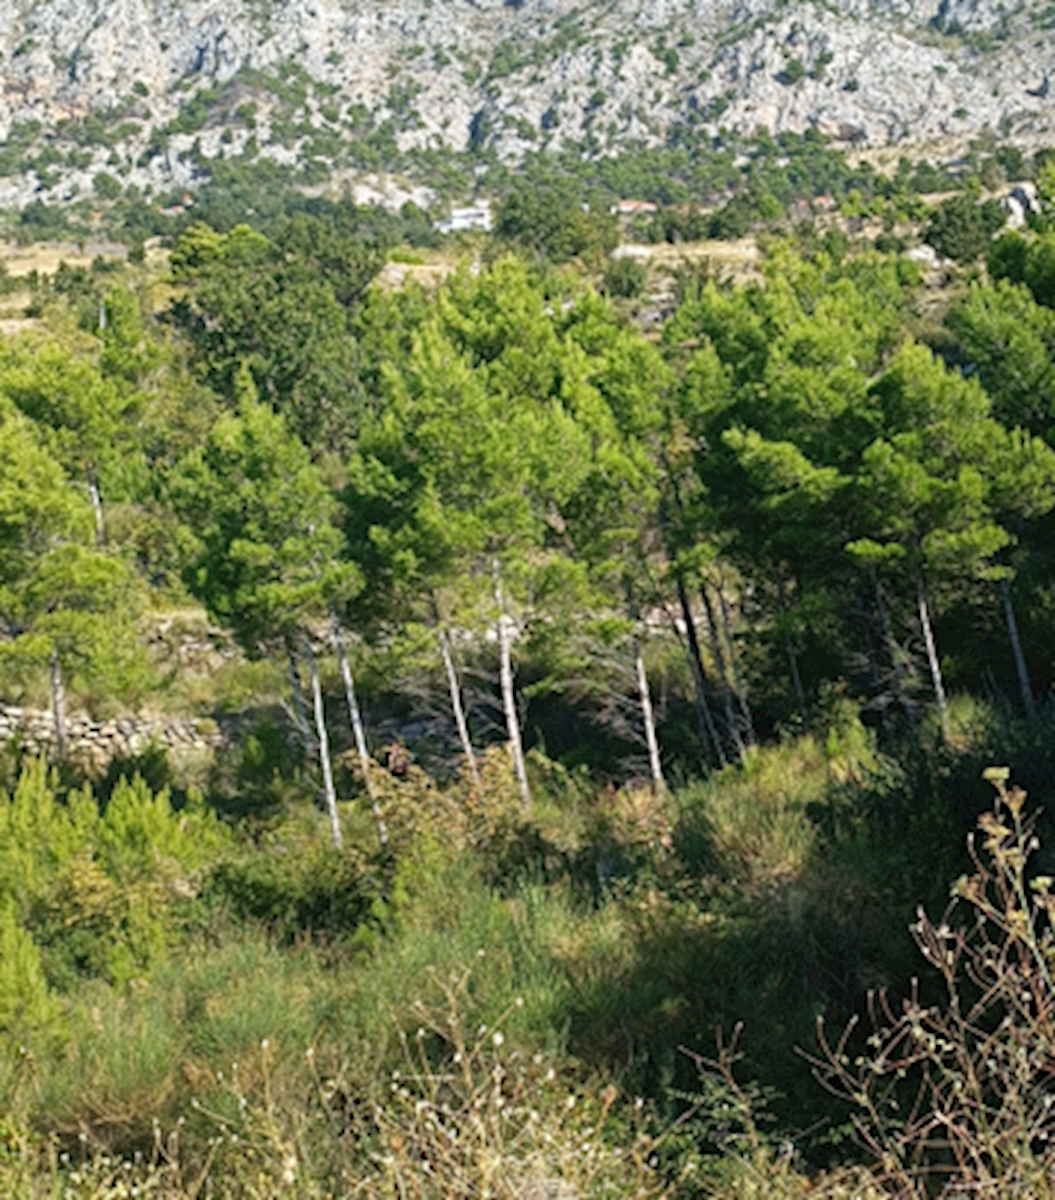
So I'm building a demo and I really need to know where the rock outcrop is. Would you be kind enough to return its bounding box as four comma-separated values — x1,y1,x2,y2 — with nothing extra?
0,0,1053,204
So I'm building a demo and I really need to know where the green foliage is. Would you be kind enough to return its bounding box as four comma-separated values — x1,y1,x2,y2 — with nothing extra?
781,58,806,85
168,219,380,449
924,193,1006,263
495,182,618,264
0,758,230,997
10,158,1055,1197
944,279,1055,441
603,255,648,298
0,903,62,1041
204,832,387,942
170,394,359,653
0,401,147,707
0,335,143,501
91,172,122,201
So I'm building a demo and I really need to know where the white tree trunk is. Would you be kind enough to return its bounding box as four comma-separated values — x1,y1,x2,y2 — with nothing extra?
493,562,531,809
439,626,480,786
87,476,106,546
628,583,665,793
1001,577,1036,721
332,619,387,848
50,647,67,760
304,634,343,850
916,569,950,741
635,639,665,793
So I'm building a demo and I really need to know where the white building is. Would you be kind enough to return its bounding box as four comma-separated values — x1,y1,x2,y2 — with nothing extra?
434,202,493,234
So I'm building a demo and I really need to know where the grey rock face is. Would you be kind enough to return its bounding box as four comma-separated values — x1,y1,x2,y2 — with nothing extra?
1,0,1054,203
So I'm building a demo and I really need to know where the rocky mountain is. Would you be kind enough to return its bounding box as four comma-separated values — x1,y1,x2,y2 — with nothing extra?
1,0,1054,208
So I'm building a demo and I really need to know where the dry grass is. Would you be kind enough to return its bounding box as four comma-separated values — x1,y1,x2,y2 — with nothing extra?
0,238,127,278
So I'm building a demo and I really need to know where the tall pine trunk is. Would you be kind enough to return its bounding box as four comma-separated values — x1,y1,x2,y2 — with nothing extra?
438,624,480,786
304,634,342,850
50,647,67,760
916,568,950,741
331,619,387,848
287,644,317,756
872,568,914,724
716,573,756,744
786,637,808,727
701,582,746,761
628,583,665,794
493,562,531,809
777,578,808,727
1001,577,1036,721
675,575,727,768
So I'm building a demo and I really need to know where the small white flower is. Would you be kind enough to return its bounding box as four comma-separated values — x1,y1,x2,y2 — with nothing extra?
281,1152,298,1185
492,1031,504,1048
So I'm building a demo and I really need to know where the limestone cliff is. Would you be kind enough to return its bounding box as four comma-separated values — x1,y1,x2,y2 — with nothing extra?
1,0,1053,205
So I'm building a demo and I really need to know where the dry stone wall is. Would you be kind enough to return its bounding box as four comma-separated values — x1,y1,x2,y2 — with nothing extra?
0,704,225,773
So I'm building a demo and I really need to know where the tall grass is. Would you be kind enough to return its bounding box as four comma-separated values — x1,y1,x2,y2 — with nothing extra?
6,698,1055,1195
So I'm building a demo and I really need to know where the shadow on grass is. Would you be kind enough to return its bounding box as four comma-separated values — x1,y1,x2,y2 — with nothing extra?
534,702,1055,1159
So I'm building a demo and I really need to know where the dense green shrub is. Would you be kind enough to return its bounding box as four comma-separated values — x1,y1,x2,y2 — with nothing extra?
924,194,1006,262
0,761,231,989
603,254,648,298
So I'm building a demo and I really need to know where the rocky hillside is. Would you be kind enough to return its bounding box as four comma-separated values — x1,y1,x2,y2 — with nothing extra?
1,0,1054,207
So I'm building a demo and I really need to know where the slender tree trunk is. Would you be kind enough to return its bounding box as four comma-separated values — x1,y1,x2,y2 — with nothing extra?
858,586,894,739
332,618,387,848
87,475,106,546
675,576,727,768
872,567,914,724
438,624,481,786
655,480,726,767
50,648,67,760
628,583,665,794
916,569,950,741
716,571,756,744
786,637,809,727
493,562,531,809
304,634,342,850
776,578,808,727
287,644,317,756
1001,577,1036,721
701,582,746,760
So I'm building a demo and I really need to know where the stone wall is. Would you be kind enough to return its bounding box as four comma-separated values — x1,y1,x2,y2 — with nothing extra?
0,704,225,773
